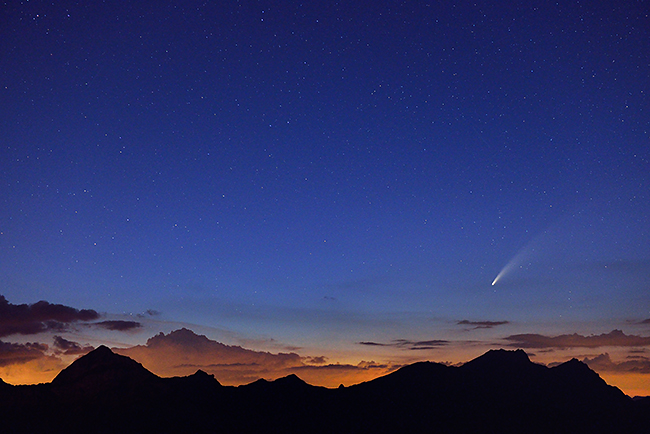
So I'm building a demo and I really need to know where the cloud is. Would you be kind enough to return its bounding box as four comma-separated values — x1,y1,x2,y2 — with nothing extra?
137,310,161,318
0,295,99,337
640,319,650,324
0,340,66,384
92,320,142,331
304,356,327,365
52,336,94,355
505,330,650,349
114,328,398,387
116,328,303,378
358,339,449,350
0,340,49,367
289,360,402,387
457,320,510,329
582,353,650,374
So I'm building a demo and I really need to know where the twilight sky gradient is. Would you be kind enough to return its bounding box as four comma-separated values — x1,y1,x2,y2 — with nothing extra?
1,1,649,394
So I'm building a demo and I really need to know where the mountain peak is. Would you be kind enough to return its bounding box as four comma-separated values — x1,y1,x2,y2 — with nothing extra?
551,357,605,381
486,348,530,361
274,373,307,386
461,349,534,374
90,344,113,357
53,344,157,389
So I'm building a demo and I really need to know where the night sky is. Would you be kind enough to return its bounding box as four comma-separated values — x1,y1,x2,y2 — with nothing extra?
1,1,649,394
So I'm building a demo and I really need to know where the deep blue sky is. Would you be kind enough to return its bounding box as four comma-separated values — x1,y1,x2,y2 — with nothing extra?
1,1,649,362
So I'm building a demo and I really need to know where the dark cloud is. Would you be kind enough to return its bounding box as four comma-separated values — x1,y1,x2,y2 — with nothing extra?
304,356,327,365
0,340,49,367
505,330,650,349
640,319,650,324
175,362,261,368
0,295,99,337
93,320,141,331
582,353,650,374
358,339,448,350
52,336,94,355
137,310,161,318
358,341,387,347
457,320,510,329
293,361,396,372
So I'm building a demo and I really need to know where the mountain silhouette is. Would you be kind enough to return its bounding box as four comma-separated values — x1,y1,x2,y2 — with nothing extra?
52,345,158,393
0,347,646,434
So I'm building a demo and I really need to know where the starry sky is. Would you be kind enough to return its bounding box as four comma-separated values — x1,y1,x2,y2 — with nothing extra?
1,1,650,394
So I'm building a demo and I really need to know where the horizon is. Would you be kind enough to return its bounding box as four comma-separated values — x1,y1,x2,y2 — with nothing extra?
4,341,647,434
1,319,649,397
12,341,603,387
1,2,649,398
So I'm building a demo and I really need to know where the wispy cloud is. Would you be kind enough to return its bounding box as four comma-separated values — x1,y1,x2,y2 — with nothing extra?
137,310,161,318
358,339,449,350
505,330,650,349
92,320,142,331
457,320,509,329
53,336,94,355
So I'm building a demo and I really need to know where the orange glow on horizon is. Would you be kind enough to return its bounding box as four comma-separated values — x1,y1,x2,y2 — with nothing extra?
598,373,650,398
2,352,649,397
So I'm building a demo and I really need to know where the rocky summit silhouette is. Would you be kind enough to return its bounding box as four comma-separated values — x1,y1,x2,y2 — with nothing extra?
0,347,646,434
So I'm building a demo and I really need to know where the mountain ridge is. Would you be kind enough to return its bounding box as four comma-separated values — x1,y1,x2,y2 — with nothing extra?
0,346,645,434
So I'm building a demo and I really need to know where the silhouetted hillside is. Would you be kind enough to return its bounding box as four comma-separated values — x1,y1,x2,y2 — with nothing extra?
52,345,157,392
0,347,646,434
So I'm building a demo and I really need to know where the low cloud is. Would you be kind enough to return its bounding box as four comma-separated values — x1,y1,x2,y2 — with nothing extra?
114,328,398,387
358,339,448,350
0,295,99,338
457,320,509,329
0,340,49,367
505,330,650,349
582,353,650,374
304,356,327,365
0,340,65,384
116,328,304,383
52,336,94,355
93,320,142,331
291,360,401,385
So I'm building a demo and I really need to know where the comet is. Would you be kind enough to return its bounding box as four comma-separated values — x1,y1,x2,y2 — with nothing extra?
491,265,510,286
491,238,539,286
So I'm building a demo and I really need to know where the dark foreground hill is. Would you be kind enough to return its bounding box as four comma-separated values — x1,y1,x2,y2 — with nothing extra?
0,347,647,434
